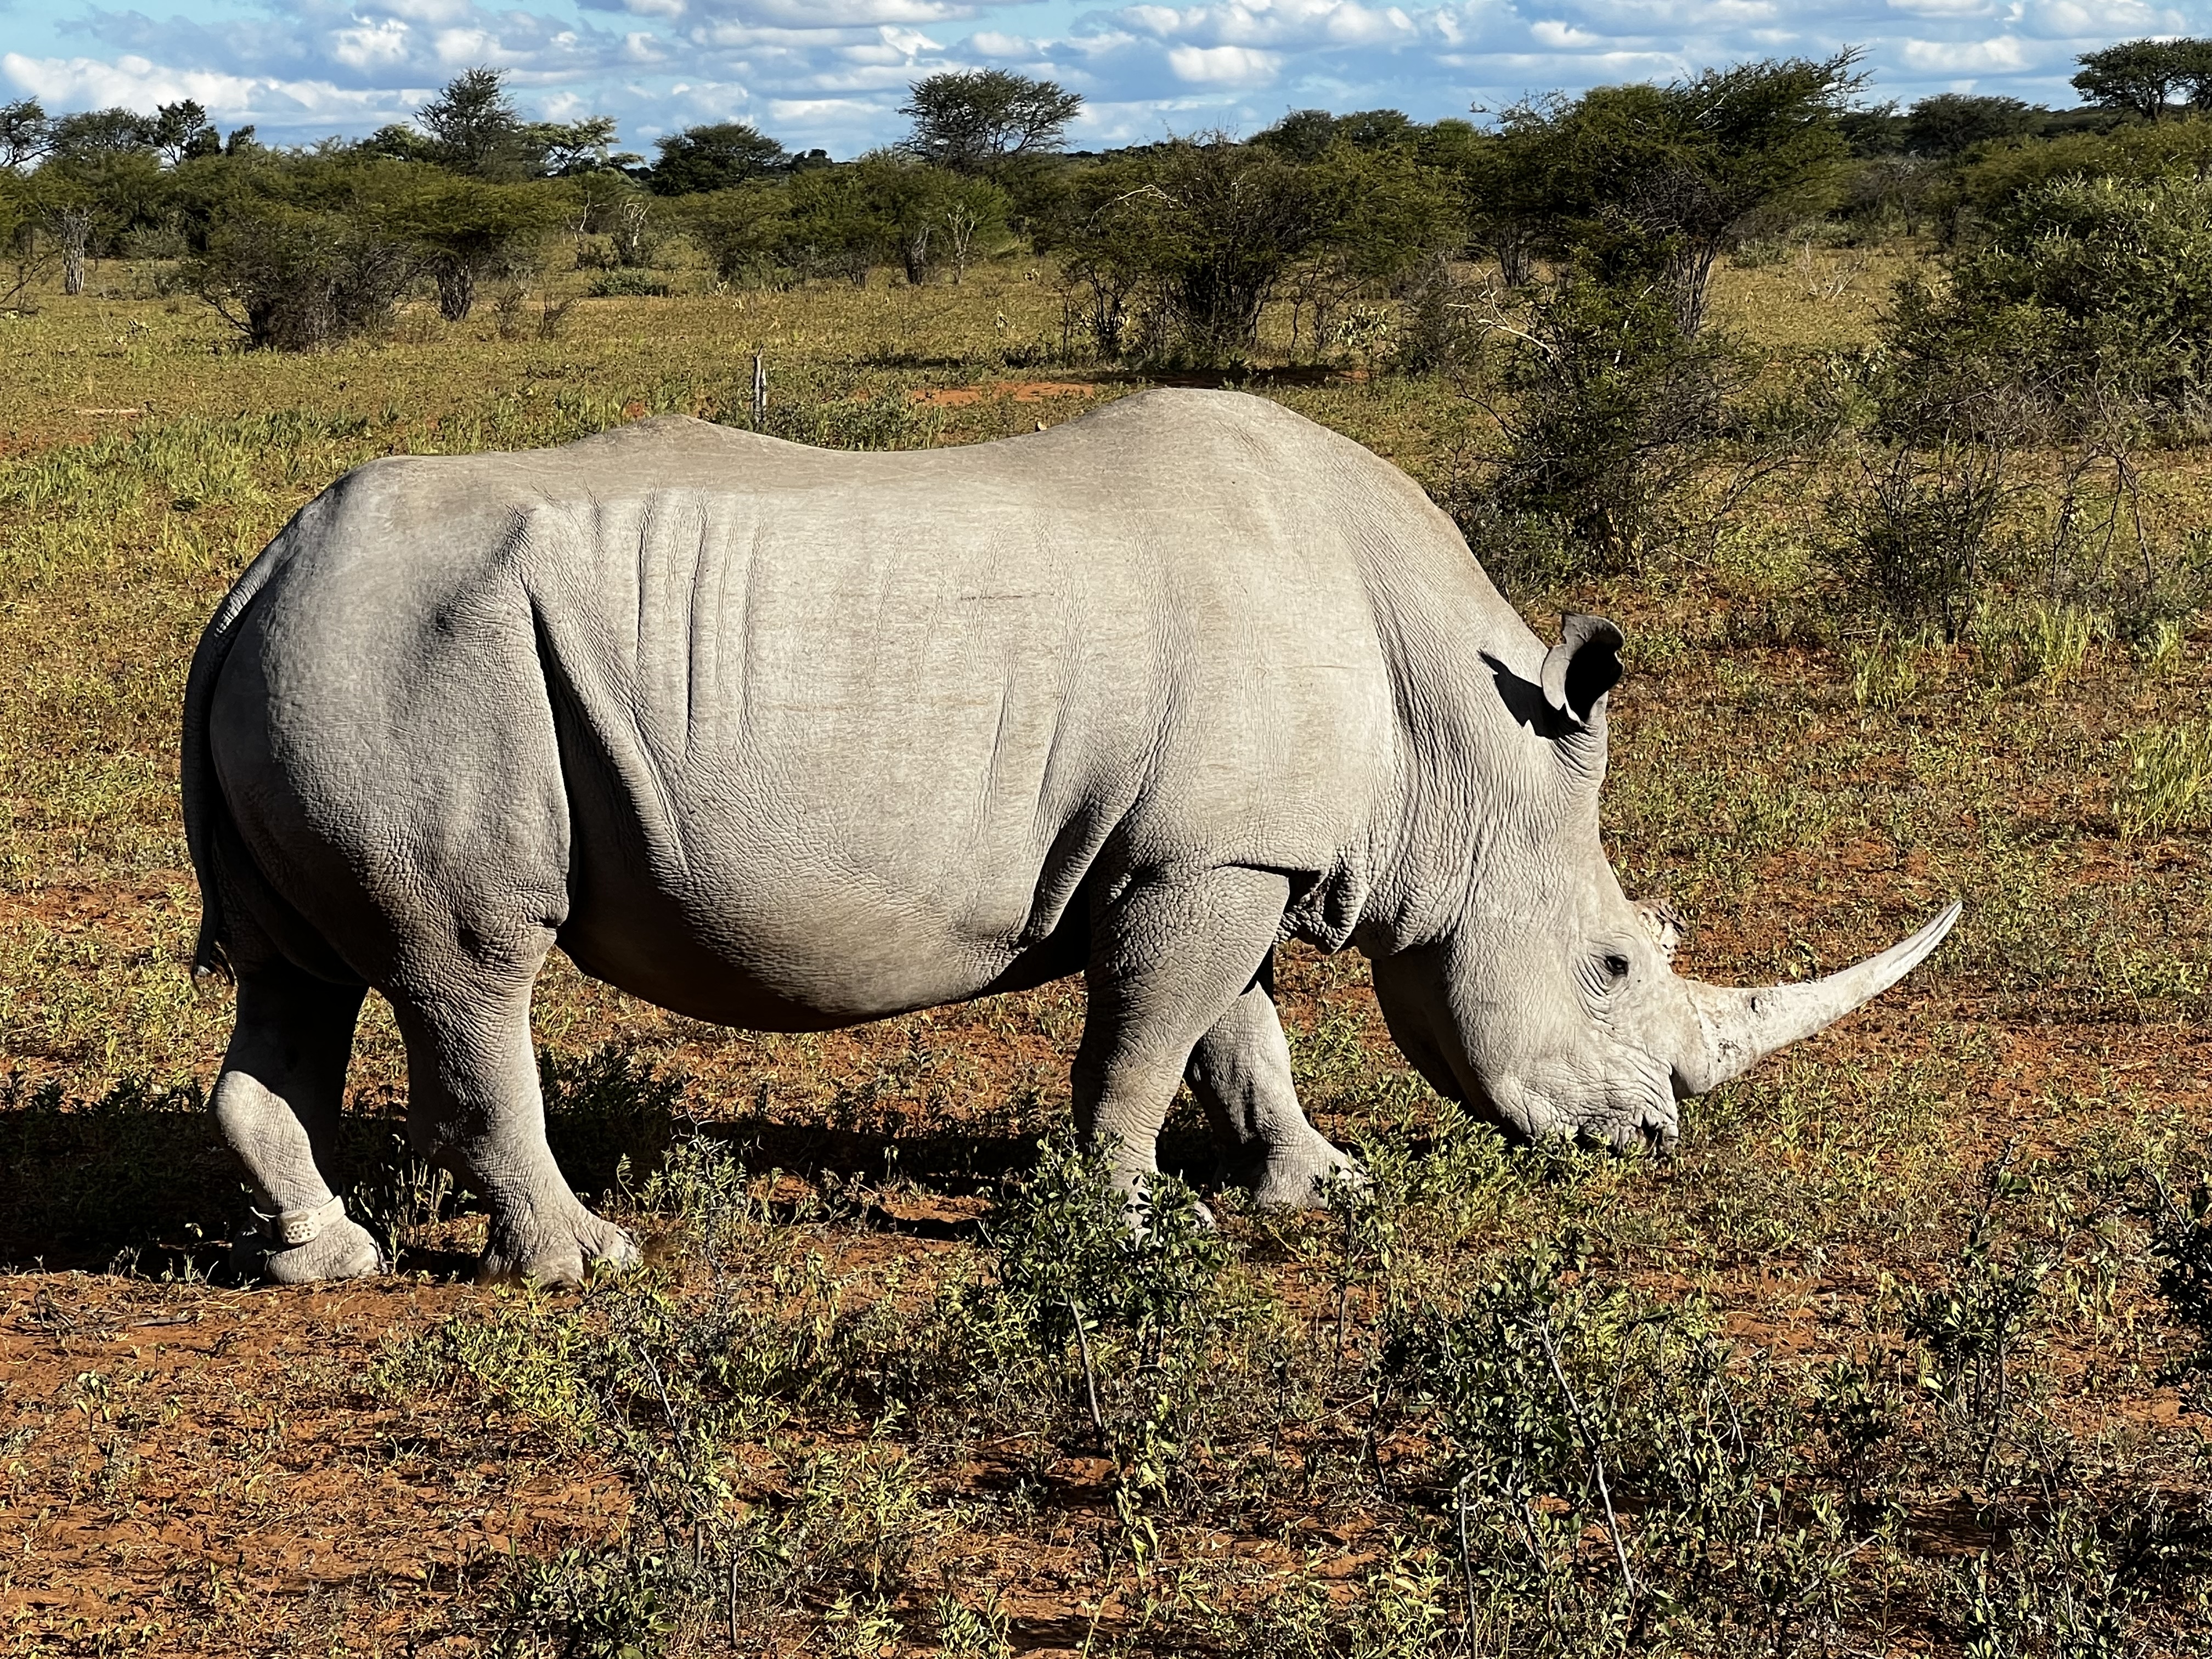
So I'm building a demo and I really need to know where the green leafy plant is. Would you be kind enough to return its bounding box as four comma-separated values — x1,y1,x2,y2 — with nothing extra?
1885,174,2212,432
2147,1171,2212,1396
1382,1243,1856,1652
1896,1160,2053,1468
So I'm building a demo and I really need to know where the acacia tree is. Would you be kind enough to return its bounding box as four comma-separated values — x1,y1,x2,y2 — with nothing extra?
179,158,418,349
150,100,219,163
679,183,789,285
526,116,623,177
1042,135,1453,363
1047,155,1165,357
1900,93,2043,157
36,112,170,291
0,100,49,171
899,71,1081,175
1436,119,1550,285
2072,38,2212,122
1120,138,1334,357
418,67,528,177
392,173,558,319
785,166,891,284
1505,53,1860,335
647,122,787,194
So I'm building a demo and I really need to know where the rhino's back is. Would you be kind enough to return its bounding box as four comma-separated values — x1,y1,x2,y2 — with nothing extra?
223,390,1462,1023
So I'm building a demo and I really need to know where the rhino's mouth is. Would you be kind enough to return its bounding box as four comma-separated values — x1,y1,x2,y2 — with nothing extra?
1470,1049,1680,1158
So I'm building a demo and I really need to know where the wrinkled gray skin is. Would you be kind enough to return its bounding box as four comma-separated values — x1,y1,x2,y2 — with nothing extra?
182,390,1957,1286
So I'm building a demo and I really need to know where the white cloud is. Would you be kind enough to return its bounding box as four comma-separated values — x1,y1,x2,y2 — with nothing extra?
1899,32,2034,70
1885,0,1996,17
1167,42,1285,79
684,0,980,25
331,20,414,71
1111,0,1426,48
1,52,419,124
2016,0,2181,33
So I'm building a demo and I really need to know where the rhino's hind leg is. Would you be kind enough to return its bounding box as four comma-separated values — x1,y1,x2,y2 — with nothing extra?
212,966,382,1283
1073,866,1294,1201
1184,964,1360,1209
387,953,638,1288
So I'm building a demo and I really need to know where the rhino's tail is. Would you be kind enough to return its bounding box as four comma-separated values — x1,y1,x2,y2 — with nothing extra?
181,529,302,983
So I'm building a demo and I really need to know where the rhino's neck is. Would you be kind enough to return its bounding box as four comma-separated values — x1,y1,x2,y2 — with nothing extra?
1357,595,1580,959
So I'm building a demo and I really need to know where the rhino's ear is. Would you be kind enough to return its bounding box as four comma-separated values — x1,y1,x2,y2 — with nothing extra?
1540,614,1623,730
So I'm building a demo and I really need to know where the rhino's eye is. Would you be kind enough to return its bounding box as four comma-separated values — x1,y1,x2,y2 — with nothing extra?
1579,951,1634,1004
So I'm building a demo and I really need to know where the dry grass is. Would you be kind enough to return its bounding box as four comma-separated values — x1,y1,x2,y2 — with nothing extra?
2,251,2210,1656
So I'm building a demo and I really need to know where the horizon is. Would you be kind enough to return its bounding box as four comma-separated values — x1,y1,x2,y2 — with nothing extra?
2,0,2207,162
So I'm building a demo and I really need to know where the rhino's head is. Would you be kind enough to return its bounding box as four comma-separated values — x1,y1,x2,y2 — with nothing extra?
1370,614,1959,1152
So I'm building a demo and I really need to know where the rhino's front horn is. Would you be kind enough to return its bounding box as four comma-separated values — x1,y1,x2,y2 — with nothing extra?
1673,903,1962,1095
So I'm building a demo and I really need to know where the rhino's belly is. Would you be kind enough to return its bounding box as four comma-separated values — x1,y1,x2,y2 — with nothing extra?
552,822,1085,1031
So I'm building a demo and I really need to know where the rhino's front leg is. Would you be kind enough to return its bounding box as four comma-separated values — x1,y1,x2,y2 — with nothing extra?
1185,960,1361,1208
1071,865,1289,1198
389,947,638,1287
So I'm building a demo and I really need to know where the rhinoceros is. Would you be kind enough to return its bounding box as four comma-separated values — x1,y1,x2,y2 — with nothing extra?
182,390,1956,1285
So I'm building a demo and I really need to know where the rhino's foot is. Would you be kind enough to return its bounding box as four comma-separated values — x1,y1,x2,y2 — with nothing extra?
479,1204,640,1289
1248,1137,1365,1210
263,1213,385,1285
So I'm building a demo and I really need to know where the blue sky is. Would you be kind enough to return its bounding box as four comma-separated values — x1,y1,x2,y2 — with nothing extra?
1,0,2203,158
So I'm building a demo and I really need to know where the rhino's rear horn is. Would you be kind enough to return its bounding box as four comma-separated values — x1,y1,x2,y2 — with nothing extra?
1674,902,1961,1095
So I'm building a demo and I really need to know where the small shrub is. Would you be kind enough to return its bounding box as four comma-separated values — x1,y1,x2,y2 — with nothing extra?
1895,1161,2053,1467
348,1136,457,1265
1389,253,1487,376
490,278,531,340
1381,1243,1855,1652
1951,1485,2196,1659
506,1543,680,1658
587,268,672,298
2141,1168,2212,1415
974,1135,1233,1471
1466,276,1750,573
932,1579,1013,1659
749,391,941,451
1826,440,2014,639
185,206,411,351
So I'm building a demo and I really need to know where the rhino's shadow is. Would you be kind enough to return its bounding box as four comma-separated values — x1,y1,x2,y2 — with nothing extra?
0,1085,252,1277
0,1084,1229,1275
681,1113,1230,1243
